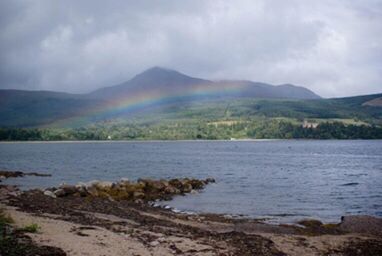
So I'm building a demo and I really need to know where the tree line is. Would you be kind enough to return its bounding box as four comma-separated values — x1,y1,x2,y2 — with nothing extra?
0,120,381,141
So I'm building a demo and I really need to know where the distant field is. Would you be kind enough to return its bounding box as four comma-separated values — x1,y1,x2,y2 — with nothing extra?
306,118,369,126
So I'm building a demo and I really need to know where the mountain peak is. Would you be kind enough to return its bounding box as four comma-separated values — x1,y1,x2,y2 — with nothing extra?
129,67,209,87
133,66,188,80
144,66,174,73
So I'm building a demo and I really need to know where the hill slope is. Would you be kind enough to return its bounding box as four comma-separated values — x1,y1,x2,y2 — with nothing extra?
0,90,99,127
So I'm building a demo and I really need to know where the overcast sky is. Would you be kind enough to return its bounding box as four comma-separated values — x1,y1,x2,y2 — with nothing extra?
0,0,381,97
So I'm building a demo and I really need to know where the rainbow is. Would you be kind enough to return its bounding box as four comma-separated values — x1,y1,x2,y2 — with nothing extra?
48,82,248,127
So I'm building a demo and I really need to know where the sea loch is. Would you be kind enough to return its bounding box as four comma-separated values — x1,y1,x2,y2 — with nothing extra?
1,140,381,223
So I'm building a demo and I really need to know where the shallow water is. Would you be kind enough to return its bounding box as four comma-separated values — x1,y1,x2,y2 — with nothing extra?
0,140,381,223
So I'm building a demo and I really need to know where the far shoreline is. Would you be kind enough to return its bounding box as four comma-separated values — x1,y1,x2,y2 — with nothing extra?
0,139,282,143
1,138,381,144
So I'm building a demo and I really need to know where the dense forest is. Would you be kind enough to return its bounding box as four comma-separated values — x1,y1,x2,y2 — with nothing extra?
1,119,381,141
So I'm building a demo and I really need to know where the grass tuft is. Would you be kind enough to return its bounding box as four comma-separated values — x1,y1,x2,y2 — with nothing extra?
0,208,14,228
20,223,40,233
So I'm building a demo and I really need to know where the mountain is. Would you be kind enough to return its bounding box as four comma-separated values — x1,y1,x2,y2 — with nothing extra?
88,67,320,100
89,67,211,99
0,67,380,128
210,80,321,100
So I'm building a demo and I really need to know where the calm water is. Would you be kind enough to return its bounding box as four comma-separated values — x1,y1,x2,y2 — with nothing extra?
0,140,381,223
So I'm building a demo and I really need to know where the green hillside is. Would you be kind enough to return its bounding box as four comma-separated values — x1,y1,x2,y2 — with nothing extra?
0,93,381,140
1,68,380,130
137,94,382,125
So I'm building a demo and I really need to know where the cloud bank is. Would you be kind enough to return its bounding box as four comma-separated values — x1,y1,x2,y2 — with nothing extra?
0,0,381,97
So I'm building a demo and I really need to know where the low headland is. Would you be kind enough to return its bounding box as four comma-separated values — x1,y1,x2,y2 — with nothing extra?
1,170,381,255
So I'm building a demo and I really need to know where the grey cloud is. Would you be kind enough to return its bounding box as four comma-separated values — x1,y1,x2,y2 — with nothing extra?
0,0,381,97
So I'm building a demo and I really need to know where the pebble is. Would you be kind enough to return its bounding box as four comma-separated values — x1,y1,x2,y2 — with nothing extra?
150,241,160,247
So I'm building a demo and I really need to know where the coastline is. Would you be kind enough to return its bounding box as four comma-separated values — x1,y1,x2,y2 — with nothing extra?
1,138,381,144
1,173,382,255
0,139,282,144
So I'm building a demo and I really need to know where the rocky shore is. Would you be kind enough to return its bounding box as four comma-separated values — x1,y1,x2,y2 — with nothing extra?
1,170,382,255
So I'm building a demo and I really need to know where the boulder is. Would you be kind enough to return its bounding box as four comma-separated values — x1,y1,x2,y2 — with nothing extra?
164,186,179,194
133,191,145,199
124,183,145,194
153,180,166,191
75,182,88,195
77,186,88,197
189,179,205,189
182,183,193,193
205,177,216,184
7,191,21,197
119,178,130,187
59,184,77,195
86,186,99,197
54,189,66,197
95,181,114,189
150,240,160,247
142,179,166,192
43,190,57,198
169,179,182,189
75,182,87,188
161,180,169,187
85,180,101,189
180,178,190,186
120,177,129,183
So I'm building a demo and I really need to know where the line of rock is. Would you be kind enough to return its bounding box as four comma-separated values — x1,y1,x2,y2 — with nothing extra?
43,177,216,203
0,170,51,181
